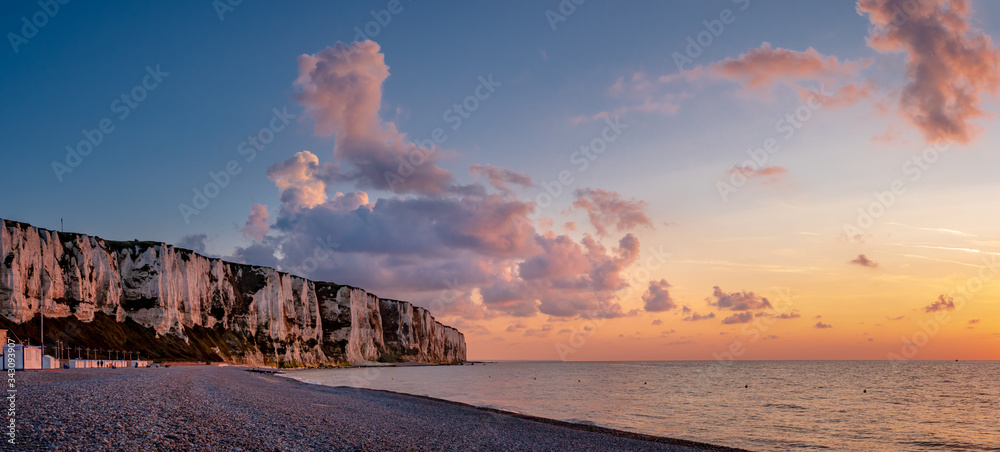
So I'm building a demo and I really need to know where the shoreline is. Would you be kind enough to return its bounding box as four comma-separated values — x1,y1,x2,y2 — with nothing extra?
21,366,746,451
322,385,747,451
274,369,747,451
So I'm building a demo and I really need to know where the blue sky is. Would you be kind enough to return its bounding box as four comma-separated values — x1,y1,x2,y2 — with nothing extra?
1,0,876,248
3,1,999,359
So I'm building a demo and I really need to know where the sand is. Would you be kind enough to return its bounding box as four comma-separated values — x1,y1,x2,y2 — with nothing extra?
18,366,745,451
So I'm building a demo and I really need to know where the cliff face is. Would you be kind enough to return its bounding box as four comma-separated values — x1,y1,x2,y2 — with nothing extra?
0,219,466,365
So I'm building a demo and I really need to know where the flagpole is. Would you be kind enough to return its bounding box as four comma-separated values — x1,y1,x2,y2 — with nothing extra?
40,296,44,364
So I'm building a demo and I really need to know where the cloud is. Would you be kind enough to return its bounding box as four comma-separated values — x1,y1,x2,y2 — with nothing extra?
265,189,644,318
469,164,533,195
850,254,879,268
774,311,801,319
642,279,676,312
886,315,905,320
702,42,865,91
924,294,956,312
682,311,716,322
968,319,980,324
524,324,554,337
857,0,1000,143
506,233,642,318
230,242,280,269
722,312,755,324
572,188,654,236
242,204,271,241
266,151,332,212
799,81,875,109
651,319,663,325
295,41,458,194
572,73,681,125
814,321,834,329
176,234,208,253
728,165,790,185
235,40,658,322
664,43,869,103
706,286,773,311
506,323,526,332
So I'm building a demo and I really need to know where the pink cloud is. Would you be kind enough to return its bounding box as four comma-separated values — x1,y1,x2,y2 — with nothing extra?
242,204,270,241
722,312,754,324
797,81,875,109
682,311,716,322
858,0,1000,143
572,73,681,125
572,188,654,236
850,253,879,268
237,41,661,321
708,42,865,90
728,165,790,186
664,43,867,91
266,151,331,211
924,294,956,312
642,279,676,312
706,286,773,311
295,41,458,195
469,164,533,195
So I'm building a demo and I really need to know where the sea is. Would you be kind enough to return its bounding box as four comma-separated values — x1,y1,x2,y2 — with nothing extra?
290,361,1000,451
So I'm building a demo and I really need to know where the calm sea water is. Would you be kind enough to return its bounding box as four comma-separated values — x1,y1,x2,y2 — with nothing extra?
291,361,999,451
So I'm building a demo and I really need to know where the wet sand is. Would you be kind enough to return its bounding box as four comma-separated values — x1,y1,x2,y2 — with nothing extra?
19,366,745,451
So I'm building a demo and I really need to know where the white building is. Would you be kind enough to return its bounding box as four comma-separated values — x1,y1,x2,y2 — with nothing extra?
2,344,42,370
43,355,60,369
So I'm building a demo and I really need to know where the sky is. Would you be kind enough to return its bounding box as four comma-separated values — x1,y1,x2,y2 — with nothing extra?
2,0,999,361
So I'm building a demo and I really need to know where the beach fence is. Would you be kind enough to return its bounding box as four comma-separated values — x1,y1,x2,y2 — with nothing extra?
67,360,152,368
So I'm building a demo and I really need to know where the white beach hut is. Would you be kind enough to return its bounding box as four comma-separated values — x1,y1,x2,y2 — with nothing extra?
1,345,42,370
43,355,60,369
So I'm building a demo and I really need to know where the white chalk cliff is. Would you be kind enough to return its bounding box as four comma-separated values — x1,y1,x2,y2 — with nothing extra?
0,218,466,365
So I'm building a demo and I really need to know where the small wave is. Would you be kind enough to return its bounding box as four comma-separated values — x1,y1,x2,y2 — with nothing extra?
762,403,808,410
902,440,982,450
280,375,320,385
478,404,522,415
563,418,600,427
631,413,668,420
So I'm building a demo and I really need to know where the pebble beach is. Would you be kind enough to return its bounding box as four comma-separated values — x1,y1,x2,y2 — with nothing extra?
18,366,744,451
